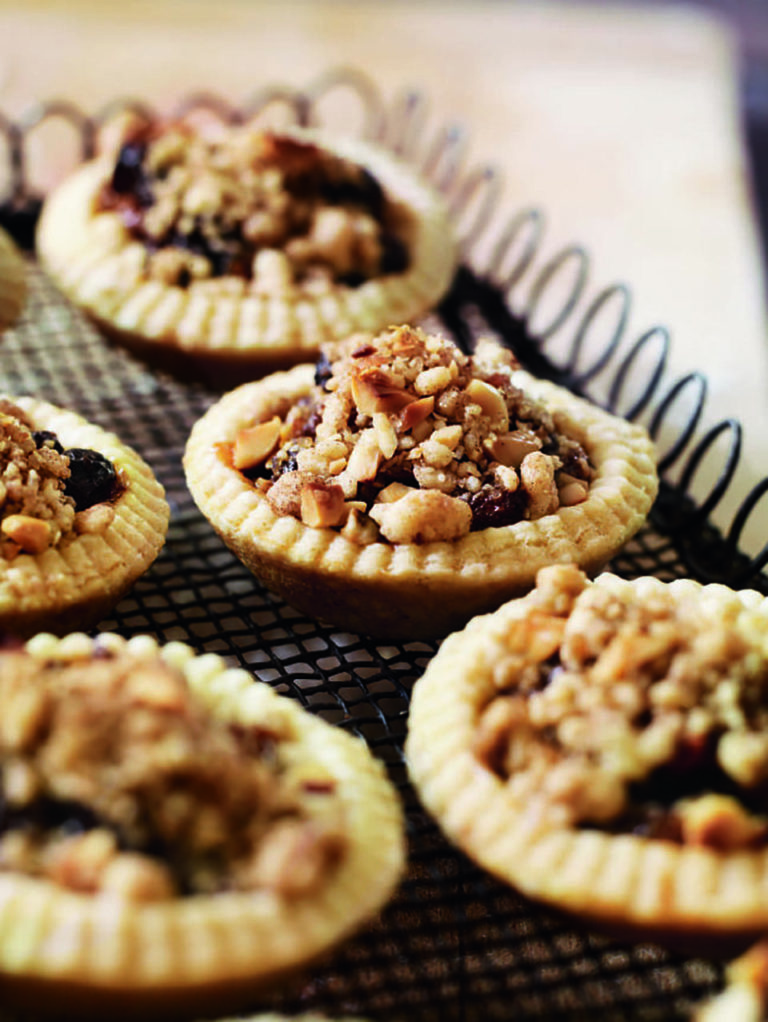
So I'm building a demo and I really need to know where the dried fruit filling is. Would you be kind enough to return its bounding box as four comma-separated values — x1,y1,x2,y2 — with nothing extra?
98,124,411,292
228,326,594,544
0,402,122,559
474,565,768,851
0,643,345,901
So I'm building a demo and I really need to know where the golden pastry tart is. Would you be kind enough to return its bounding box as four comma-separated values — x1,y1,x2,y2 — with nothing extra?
0,396,169,637
0,632,405,1018
183,325,657,640
35,119,456,384
406,565,768,951
0,226,26,333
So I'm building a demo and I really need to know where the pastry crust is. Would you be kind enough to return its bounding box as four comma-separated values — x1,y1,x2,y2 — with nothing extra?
0,632,405,1019
0,226,26,333
405,570,768,953
0,396,169,637
35,125,457,385
183,353,657,641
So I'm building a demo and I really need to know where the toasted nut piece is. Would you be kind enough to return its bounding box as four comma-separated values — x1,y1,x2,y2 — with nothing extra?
487,430,541,467
100,853,177,902
233,417,282,469
465,379,509,430
351,376,413,416
431,424,463,450
1,514,52,554
376,482,416,503
400,395,434,432
74,503,116,534
414,365,452,396
558,480,589,507
679,794,768,850
520,451,559,519
372,412,398,459
369,489,472,543
340,507,380,545
300,482,347,528
341,429,382,488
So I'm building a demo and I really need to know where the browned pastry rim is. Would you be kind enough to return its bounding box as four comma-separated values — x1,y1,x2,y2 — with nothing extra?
35,126,457,386
0,396,170,638
0,633,405,1020
183,364,658,640
405,572,768,955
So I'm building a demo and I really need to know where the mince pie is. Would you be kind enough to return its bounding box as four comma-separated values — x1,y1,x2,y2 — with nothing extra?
0,632,404,1018
406,566,768,949
0,227,26,333
183,325,657,640
0,396,169,637
35,119,456,384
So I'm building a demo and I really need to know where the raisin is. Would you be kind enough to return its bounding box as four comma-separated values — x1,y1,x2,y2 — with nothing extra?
269,445,300,481
32,430,64,453
465,486,528,530
0,795,100,838
110,139,153,207
314,350,333,390
320,167,384,219
63,449,118,511
379,232,409,275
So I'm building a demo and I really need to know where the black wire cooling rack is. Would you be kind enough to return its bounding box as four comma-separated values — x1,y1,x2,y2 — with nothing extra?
2,67,768,1021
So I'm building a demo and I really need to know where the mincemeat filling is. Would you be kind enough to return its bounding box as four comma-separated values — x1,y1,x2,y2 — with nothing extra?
0,401,122,559
474,565,768,852
226,326,594,543
0,646,345,901
98,125,411,290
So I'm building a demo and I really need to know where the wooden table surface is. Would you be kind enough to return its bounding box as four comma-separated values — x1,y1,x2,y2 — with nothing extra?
1,0,766,555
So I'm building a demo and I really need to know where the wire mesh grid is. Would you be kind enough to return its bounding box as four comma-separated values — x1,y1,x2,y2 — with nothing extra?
2,69,767,1020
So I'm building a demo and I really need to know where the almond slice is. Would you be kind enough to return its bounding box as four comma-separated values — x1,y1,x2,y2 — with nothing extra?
233,416,282,470
352,376,413,416
487,431,541,468
400,395,434,432
465,379,509,430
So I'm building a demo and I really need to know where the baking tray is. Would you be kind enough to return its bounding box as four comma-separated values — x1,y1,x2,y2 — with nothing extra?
2,68,767,1021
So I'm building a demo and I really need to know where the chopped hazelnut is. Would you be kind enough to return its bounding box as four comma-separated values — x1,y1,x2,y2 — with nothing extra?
300,481,347,528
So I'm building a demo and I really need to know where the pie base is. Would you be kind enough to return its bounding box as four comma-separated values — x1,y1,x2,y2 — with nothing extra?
0,397,170,638
0,227,26,333
183,365,658,640
35,128,457,387
405,573,768,955
0,633,405,1019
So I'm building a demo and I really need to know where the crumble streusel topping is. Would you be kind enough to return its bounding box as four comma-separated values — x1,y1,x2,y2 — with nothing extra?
474,565,768,849
99,123,412,296
0,401,120,559
228,325,594,543
0,644,345,901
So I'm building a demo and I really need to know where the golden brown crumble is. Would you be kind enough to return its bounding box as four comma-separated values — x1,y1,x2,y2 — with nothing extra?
228,325,594,543
99,123,412,295
0,402,75,559
474,565,768,847
0,645,345,901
